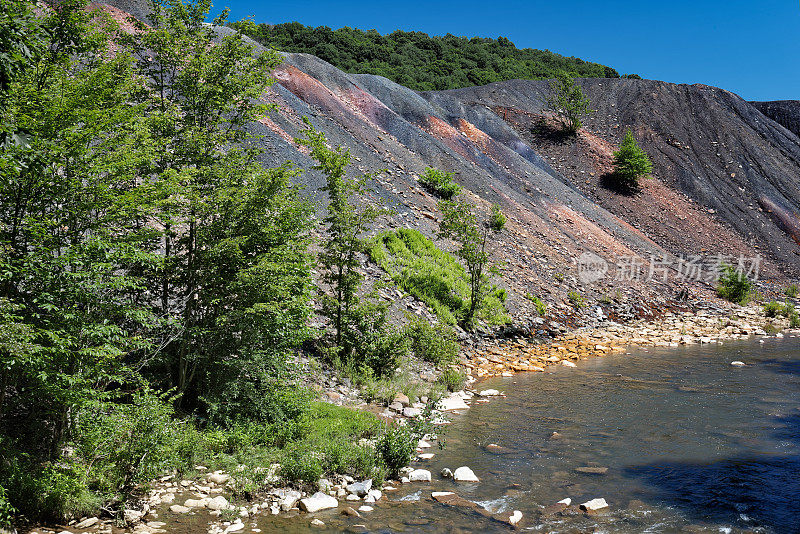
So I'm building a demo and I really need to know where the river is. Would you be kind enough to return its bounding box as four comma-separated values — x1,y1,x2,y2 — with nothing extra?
254,336,800,533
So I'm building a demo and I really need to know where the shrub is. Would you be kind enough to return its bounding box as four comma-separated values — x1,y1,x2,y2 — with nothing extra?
0,486,15,530
567,291,585,309
611,129,653,190
436,367,467,392
488,203,506,230
280,447,324,485
790,312,800,328
716,265,753,305
346,302,408,377
404,316,460,365
376,426,417,478
764,300,782,318
525,293,547,316
369,228,508,326
785,284,798,298
782,302,796,318
418,167,461,199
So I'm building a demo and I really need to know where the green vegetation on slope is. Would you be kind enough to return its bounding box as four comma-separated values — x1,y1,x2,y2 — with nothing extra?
231,20,625,90
369,228,508,325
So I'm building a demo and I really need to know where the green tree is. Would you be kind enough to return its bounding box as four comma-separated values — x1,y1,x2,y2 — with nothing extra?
545,71,593,133
298,122,404,375
611,129,653,190
437,199,502,328
122,0,311,415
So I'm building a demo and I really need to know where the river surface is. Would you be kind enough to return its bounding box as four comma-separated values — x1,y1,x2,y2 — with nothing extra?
255,336,800,533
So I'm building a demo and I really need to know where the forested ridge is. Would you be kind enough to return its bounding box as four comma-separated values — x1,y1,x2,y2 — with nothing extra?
230,20,631,91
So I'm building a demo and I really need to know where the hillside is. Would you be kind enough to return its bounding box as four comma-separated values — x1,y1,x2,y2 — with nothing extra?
752,100,800,138
231,20,624,91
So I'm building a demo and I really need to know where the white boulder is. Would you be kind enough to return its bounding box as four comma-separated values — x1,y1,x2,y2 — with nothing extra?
299,492,339,513
453,466,479,482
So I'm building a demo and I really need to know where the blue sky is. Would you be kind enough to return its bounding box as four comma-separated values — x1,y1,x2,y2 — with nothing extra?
213,0,799,101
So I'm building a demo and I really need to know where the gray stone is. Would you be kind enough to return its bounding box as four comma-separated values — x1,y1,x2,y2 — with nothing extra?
299,492,338,513
408,469,432,482
346,479,372,497
279,489,302,511
440,468,453,478
75,517,99,529
580,498,609,511
402,407,421,418
169,505,190,514
208,473,230,485
207,496,230,511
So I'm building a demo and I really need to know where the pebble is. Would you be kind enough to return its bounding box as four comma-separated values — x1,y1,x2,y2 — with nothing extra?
358,505,374,512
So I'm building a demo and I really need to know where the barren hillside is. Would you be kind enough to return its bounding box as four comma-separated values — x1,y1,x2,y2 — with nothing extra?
97,0,800,330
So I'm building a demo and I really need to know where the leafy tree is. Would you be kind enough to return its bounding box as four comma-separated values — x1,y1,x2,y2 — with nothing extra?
545,71,593,133
298,122,403,374
437,199,502,328
611,129,653,190
231,21,622,91
298,122,377,349
121,0,312,416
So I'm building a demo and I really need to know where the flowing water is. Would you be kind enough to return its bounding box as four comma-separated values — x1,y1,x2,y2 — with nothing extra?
254,336,800,533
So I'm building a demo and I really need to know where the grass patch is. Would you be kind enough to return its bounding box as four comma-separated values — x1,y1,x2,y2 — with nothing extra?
525,293,547,316
369,228,508,325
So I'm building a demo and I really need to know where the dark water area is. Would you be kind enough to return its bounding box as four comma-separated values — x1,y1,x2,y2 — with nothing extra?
255,336,800,533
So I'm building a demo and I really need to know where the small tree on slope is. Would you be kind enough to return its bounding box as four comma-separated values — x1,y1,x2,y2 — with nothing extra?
545,71,593,133
611,129,653,191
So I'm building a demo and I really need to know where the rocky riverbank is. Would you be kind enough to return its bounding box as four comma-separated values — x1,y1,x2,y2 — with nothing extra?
24,303,792,534
464,304,790,379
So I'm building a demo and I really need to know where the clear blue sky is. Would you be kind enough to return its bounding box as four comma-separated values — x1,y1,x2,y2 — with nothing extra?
212,0,799,101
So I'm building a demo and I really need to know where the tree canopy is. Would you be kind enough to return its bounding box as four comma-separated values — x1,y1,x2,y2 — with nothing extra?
230,20,624,91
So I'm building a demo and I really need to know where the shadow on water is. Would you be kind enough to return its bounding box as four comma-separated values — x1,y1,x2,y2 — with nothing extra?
624,358,800,533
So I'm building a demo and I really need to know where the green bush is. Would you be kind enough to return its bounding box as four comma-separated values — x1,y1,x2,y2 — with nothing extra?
611,129,653,190
369,228,508,325
790,312,800,328
404,316,460,365
764,300,782,318
489,203,506,230
525,293,547,316
786,284,798,298
376,426,417,478
436,367,467,392
345,302,408,377
280,447,324,485
0,486,15,530
717,265,753,305
418,167,461,199
567,291,585,309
